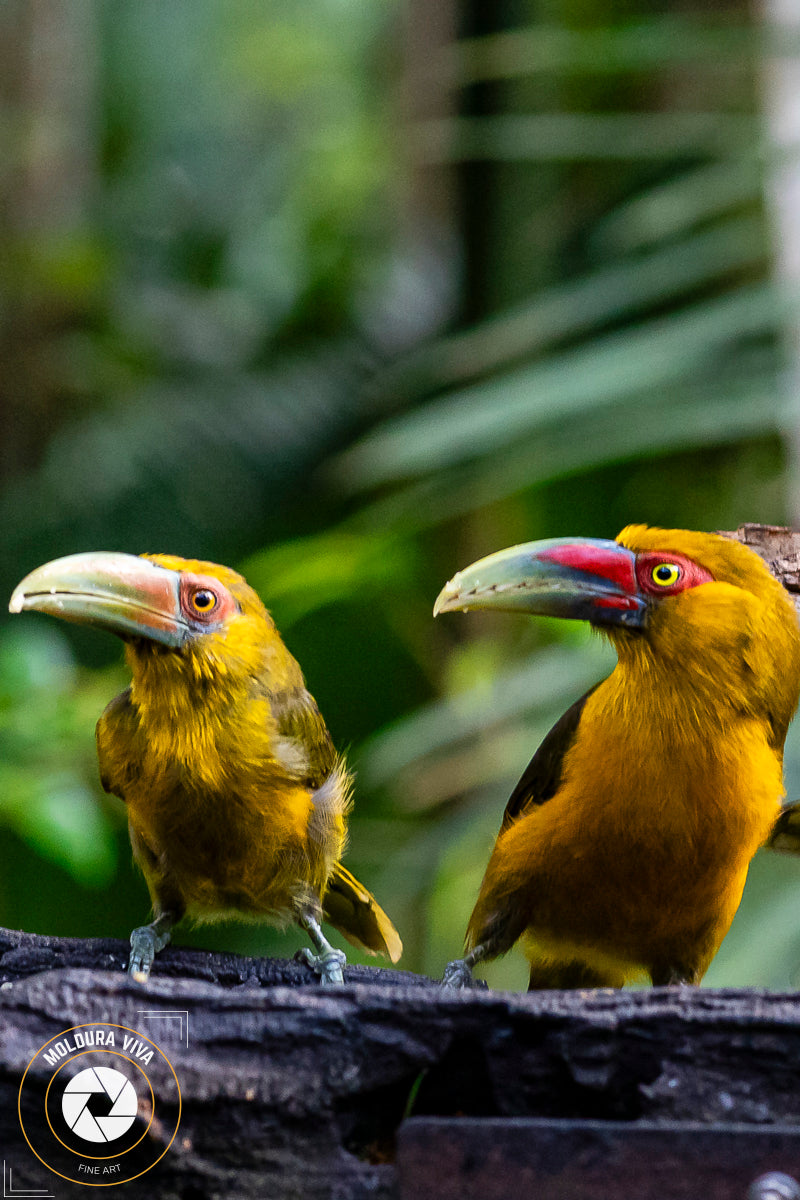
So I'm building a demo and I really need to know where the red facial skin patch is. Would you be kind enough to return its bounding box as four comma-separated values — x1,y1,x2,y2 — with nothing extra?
179,574,238,626
635,552,714,598
539,542,638,595
537,541,713,611
593,595,641,611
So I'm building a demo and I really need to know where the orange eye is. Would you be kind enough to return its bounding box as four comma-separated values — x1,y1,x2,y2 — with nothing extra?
179,574,235,625
651,563,681,588
190,588,217,613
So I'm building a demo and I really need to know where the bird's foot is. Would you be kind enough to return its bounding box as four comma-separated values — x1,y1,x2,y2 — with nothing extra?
649,962,698,988
442,957,476,989
295,946,347,986
128,921,172,983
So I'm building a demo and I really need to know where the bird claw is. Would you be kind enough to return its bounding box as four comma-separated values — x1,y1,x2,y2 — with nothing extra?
128,927,157,982
295,946,346,985
442,957,477,989
128,921,172,983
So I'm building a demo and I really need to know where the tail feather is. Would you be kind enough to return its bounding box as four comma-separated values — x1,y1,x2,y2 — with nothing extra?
323,863,402,963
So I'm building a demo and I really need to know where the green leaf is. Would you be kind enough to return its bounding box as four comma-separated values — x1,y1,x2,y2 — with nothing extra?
446,20,760,86
336,284,783,492
413,113,759,165
374,215,767,403
0,765,116,887
359,639,612,789
241,529,416,627
351,367,782,537
590,160,763,254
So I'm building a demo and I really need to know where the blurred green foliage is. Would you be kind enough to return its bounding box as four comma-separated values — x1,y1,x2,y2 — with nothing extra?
3,0,800,990
0,623,121,885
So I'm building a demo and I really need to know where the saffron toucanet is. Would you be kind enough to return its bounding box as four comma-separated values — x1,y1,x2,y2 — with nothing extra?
10,552,402,984
435,526,800,989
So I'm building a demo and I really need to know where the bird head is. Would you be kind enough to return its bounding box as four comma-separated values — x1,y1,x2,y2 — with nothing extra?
9,551,299,693
435,525,800,737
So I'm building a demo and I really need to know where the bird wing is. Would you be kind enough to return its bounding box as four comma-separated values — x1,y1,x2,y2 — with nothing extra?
96,687,139,800
500,685,597,832
270,686,339,790
272,688,403,962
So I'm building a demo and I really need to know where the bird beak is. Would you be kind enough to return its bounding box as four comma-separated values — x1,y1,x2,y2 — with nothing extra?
434,537,647,630
9,551,189,647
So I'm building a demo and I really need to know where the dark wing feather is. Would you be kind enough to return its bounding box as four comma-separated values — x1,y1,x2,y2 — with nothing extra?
96,687,140,799
766,799,800,855
270,685,338,789
500,685,597,833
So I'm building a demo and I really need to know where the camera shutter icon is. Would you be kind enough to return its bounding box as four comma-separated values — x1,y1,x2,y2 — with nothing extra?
61,1066,138,1143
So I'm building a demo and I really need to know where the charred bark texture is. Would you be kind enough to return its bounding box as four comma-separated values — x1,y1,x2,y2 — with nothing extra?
722,523,800,605
3,927,800,1199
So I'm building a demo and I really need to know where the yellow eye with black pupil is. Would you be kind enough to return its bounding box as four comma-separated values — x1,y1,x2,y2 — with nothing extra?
192,589,216,612
651,563,681,587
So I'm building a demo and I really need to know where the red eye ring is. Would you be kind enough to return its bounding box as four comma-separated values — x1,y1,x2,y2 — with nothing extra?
636,552,713,597
179,574,236,625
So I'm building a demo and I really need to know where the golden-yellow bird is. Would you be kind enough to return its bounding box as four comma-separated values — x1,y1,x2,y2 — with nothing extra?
434,526,800,989
10,552,402,984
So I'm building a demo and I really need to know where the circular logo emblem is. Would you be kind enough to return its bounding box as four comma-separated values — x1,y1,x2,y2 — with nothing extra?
62,1066,138,1144
18,1023,181,1186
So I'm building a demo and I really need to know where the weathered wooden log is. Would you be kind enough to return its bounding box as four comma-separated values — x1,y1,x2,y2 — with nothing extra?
3,928,800,1199
721,523,800,606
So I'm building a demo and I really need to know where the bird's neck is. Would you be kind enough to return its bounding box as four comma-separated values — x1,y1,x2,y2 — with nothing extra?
609,583,800,753
126,645,270,789
608,632,779,748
